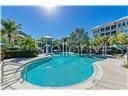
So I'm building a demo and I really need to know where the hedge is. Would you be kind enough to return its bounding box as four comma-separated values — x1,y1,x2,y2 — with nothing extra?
4,50,38,59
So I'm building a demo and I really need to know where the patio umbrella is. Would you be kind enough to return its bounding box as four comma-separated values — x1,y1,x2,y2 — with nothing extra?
14,45,20,48
13,45,21,50
109,44,123,50
7,45,21,50
0,42,4,46
109,44,125,57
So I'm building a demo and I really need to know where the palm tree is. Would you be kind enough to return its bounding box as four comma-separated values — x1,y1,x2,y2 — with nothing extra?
117,33,128,45
99,36,108,45
52,39,62,52
37,37,47,48
68,28,89,53
1,19,21,44
99,36,108,55
90,38,101,54
108,33,128,46
40,37,47,44
1,29,10,49
108,36,117,45
20,36,37,50
116,33,128,66
1,29,6,36
52,39,61,46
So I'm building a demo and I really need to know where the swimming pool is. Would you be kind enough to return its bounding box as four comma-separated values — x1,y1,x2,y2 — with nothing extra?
21,53,102,87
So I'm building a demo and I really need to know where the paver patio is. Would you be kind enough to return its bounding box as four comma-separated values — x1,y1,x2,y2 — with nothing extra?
89,58,128,90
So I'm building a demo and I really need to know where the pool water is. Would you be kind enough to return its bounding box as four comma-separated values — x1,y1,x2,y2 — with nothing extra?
21,53,102,87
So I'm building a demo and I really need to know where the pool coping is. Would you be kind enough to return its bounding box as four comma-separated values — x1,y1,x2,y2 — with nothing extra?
13,55,104,89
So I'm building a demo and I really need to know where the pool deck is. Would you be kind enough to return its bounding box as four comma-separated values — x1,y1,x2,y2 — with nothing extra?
89,58,128,90
0,54,128,90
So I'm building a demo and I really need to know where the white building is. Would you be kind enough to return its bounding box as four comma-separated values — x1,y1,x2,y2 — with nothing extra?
17,31,28,39
92,16,128,38
2,31,28,46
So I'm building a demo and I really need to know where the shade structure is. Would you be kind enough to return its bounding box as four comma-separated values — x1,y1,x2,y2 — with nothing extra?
109,44,123,50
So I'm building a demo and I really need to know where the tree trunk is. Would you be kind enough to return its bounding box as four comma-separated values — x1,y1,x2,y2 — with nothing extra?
8,33,11,44
8,38,11,44
104,42,106,56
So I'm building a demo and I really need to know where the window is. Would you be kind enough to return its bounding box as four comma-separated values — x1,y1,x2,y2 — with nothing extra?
122,22,125,26
106,32,110,36
118,23,121,27
111,31,117,35
101,28,104,32
111,25,116,30
93,31,96,34
106,26,110,31
94,35,97,37
101,33,105,36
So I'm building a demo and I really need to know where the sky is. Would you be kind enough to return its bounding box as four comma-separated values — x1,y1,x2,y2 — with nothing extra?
1,6,128,40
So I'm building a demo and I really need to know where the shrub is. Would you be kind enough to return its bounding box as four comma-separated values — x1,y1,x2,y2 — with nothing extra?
4,50,38,59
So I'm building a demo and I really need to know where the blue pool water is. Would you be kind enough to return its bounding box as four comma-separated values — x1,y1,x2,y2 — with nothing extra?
21,53,102,87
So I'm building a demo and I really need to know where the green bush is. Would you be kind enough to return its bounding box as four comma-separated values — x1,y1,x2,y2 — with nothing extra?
4,50,38,59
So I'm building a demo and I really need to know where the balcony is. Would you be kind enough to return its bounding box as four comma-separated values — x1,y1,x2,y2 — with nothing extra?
111,31,117,36
101,28,105,32
111,25,116,30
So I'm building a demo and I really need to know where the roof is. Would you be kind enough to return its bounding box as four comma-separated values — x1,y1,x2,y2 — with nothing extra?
115,16,128,22
92,16,128,30
43,35,53,39
17,31,28,37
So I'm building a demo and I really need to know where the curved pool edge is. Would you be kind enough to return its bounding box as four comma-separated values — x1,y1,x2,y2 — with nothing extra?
15,57,104,89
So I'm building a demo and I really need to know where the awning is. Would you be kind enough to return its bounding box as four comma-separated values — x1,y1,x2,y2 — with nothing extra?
109,44,123,49
0,42,4,46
